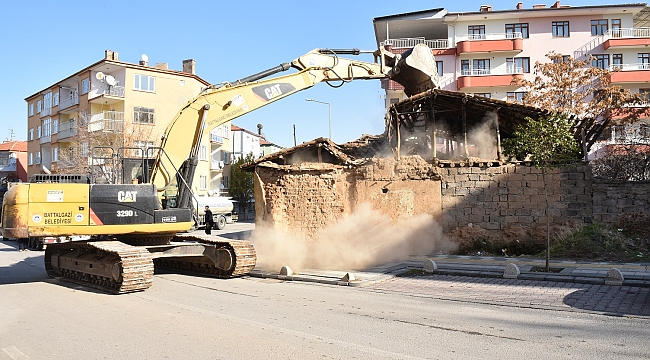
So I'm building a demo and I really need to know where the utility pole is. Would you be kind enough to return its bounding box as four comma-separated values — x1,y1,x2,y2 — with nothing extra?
293,125,297,146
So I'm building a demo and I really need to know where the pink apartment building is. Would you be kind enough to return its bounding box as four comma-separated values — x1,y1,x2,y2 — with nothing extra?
374,2,650,154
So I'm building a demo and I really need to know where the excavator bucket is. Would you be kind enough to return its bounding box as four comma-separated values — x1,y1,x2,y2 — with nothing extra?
384,44,439,97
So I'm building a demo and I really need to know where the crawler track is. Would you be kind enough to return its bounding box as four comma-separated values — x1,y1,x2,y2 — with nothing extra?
44,241,154,294
154,235,257,278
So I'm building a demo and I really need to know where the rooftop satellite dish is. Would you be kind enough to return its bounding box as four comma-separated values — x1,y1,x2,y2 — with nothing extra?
96,72,105,81
141,54,149,62
105,75,117,86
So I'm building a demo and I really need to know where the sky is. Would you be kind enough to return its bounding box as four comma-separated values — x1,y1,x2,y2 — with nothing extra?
0,0,630,148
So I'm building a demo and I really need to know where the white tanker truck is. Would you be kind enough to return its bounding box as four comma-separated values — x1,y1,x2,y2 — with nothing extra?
194,195,237,230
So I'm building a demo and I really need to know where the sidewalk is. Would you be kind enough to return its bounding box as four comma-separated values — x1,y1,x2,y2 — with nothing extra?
249,254,650,288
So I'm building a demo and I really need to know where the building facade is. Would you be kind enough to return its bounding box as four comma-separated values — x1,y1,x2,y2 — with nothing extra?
24,50,233,197
0,141,27,182
375,2,650,104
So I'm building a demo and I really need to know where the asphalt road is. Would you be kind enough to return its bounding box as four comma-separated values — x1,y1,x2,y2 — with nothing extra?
1,238,649,360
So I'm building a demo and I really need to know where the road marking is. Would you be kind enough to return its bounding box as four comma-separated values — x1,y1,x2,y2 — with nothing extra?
2,346,29,359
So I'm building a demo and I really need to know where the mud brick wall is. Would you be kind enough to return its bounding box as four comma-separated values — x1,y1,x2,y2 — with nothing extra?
253,156,442,239
592,179,650,223
439,164,594,231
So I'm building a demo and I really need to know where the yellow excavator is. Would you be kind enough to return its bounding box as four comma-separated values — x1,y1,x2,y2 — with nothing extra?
1,44,438,294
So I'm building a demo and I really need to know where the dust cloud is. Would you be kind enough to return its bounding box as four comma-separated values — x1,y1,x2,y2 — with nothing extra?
467,111,498,159
250,203,458,272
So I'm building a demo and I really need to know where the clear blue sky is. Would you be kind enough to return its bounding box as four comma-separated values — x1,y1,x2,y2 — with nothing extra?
0,0,627,147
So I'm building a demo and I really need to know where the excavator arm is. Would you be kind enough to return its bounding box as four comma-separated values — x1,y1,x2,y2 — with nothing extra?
150,44,437,197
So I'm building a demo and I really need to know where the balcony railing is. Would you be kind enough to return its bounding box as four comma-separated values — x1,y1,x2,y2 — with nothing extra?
458,66,523,77
59,94,79,109
40,135,51,144
99,86,125,97
606,27,650,39
40,107,52,117
211,134,224,143
211,161,225,170
608,63,650,71
456,32,522,42
58,120,77,139
438,75,454,88
380,37,449,49
88,111,124,132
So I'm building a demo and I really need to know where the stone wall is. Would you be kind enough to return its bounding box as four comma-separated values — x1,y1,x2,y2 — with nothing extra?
439,164,594,231
592,179,650,223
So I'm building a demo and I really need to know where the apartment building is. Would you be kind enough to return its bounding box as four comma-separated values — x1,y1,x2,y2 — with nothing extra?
374,2,650,105
24,50,234,197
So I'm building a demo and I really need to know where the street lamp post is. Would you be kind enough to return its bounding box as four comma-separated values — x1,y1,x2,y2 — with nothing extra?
305,98,331,140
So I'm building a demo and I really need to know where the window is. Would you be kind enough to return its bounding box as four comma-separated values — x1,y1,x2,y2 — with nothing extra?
639,53,650,70
81,142,89,157
29,128,33,141
591,54,609,70
53,92,59,106
29,103,34,116
133,140,155,157
199,175,208,190
506,57,530,73
591,19,608,36
611,19,622,37
199,145,208,161
221,176,229,189
222,150,231,164
134,74,156,92
53,119,59,134
507,91,526,103
436,61,443,76
81,78,89,94
28,153,33,165
52,147,58,162
43,118,51,137
552,21,570,37
468,25,485,39
553,55,571,63
133,106,155,124
35,151,41,164
612,54,623,69
389,98,400,104
36,125,41,139
37,100,42,113
474,93,491,98
505,23,529,38
43,92,52,110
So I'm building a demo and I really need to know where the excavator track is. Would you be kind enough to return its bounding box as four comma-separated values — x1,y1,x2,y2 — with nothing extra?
154,235,256,278
44,241,154,294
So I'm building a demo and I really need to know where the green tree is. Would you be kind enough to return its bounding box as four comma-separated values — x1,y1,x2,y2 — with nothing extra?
229,152,256,219
502,114,581,271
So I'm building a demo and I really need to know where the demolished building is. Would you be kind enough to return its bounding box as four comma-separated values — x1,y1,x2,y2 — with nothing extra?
243,89,622,240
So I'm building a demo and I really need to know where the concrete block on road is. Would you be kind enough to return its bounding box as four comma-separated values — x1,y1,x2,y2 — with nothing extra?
423,260,438,273
503,263,520,279
280,266,294,276
341,273,356,282
605,268,624,286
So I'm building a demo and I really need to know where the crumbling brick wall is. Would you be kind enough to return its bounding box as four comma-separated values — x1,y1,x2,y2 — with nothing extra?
254,156,442,239
439,164,593,232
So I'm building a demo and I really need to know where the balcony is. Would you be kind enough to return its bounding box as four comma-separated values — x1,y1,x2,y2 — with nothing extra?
211,134,224,144
381,37,449,50
59,93,79,110
211,160,225,171
91,86,126,105
40,107,52,118
456,32,523,55
456,67,524,90
604,28,650,50
57,120,78,140
88,111,124,132
40,135,51,144
607,63,650,83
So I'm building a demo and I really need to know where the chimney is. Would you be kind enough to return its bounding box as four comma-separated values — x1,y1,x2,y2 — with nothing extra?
550,1,560,8
532,4,546,9
155,63,168,70
183,59,196,75
516,2,523,9
479,5,493,12
105,50,118,61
